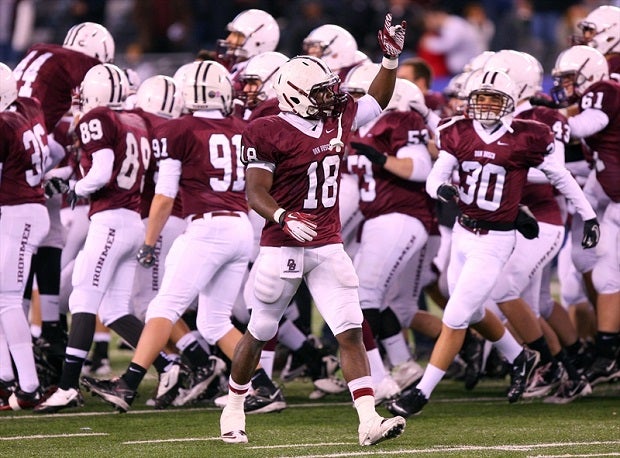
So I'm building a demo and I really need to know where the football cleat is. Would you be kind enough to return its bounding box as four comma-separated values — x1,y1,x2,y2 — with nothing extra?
0,379,17,404
522,362,566,399
460,332,485,390
312,376,347,395
358,415,406,446
280,352,307,382
584,356,620,386
173,356,226,406
244,385,287,414
82,358,111,377
390,359,424,391
0,388,42,411
81,376,136,412
507,348,540,403
543,376,592,404
154,361,189,409
373,375,400,406
34,387,84,414
220,403,248,443
385,386,428,418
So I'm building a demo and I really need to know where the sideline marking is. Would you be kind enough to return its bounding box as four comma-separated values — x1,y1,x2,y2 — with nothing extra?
1,433,108,441
123,437,221,444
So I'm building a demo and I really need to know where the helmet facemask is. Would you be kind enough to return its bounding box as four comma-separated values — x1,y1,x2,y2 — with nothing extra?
468,89,514,127
305,75,347,119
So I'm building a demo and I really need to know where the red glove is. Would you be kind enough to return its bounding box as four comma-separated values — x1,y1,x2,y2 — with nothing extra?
377,13,407,58
279,211,318,243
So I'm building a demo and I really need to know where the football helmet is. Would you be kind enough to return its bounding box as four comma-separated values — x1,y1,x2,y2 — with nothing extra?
467,69,517,126
551,45,608,105
303,24,358,71
341,62,380,98
273,55,347,119
237,51,288,108
80,63,128,113
444,71,470,114
136,75,184,119
576,5,620,55
386,78,426,112
63,22,115,63
0,62,17,112
181,61,233,115
463,51,495,72
216,9,280,69
483,50,543,101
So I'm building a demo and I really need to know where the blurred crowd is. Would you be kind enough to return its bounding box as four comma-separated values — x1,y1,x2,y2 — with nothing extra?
1,0,616,89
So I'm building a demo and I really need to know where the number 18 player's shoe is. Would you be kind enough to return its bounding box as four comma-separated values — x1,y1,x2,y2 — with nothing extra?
358,415,406,446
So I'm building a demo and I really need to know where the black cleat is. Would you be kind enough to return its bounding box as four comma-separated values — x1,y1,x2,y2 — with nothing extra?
507,348,540,403
385,387,428,418
81,376,136,412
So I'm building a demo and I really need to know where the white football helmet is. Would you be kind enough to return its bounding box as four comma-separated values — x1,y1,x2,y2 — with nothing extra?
63,22,115,63
238,51,288,108
463,50,495,72
303,24,358,71
273,55,347,119
0,62,17,112
577,5,620,55
136,75,183,119
80,63,128,113
468,69,517,126
551,45,608,105
341,62,380,97
483,50,543,101
216,9,280,69
385,78,425,112
352,50,372,66
181,61,233,115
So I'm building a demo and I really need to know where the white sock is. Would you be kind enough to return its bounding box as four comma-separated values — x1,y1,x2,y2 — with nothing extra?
381,333,412,367
259,350,275,379
416,363,445,399
492,330,522,363
366,348,386,385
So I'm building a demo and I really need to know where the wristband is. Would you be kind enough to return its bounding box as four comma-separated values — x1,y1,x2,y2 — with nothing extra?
382,56,398,70
273,208,286,224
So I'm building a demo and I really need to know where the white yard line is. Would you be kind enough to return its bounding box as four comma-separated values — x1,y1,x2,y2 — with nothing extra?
1,433,108,441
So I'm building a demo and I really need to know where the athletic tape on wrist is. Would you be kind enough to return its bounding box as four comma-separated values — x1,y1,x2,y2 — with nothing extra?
273,208,286,224
382,56,398,70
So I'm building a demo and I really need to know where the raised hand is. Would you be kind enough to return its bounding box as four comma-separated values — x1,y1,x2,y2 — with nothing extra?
377,13,407,58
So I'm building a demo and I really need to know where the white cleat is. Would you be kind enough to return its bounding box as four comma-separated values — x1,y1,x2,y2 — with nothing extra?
391,359,424,391
220,404,248,444
358,415,406,446
312,376,347,394
374,375,401,405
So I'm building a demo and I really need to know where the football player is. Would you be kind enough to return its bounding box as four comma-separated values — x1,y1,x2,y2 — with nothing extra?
386,68,599,418
0,62,60,410
34,63,151,413
552,45,620,387
220,13,408,446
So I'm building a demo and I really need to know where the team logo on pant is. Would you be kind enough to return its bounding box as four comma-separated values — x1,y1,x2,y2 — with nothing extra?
92,228,116,287
16,223,32,285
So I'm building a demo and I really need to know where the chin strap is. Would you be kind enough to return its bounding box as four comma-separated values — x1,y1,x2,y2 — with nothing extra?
328,114,344,152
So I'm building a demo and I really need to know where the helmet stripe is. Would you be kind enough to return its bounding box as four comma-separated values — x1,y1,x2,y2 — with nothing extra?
65,23,86,46
162,77,171,113
104,64,117,103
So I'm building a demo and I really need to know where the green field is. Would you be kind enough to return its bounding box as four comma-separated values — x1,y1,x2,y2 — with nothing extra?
1,347,619,458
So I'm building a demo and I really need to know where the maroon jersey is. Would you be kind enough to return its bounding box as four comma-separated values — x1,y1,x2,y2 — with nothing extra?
607,53,620,82
13,44,100,132
439,118,553,223
515,105,569,225
348,110,434,232
577,80,620,202
153,114,248,217
76,107,150,217
242,96,358,247
248,98,280,122
0,97,49,206
129,109,184,219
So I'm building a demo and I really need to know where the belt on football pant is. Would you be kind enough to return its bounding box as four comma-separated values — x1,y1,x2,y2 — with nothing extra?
458,214,515,234
191,211,241,221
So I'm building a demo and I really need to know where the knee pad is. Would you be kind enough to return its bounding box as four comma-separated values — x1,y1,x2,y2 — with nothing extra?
442,301,479,330
196,307,233,346
247,307,281,342
67,288,103,315
592,264,620,295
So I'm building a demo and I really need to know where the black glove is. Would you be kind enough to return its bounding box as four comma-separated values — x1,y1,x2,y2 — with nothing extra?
67,189,80,210
44,177,70,199
137,244,157,268
582,218,600,249
350,142,387,166
515,205,539,240
436,184,458,203
529,96,560,109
